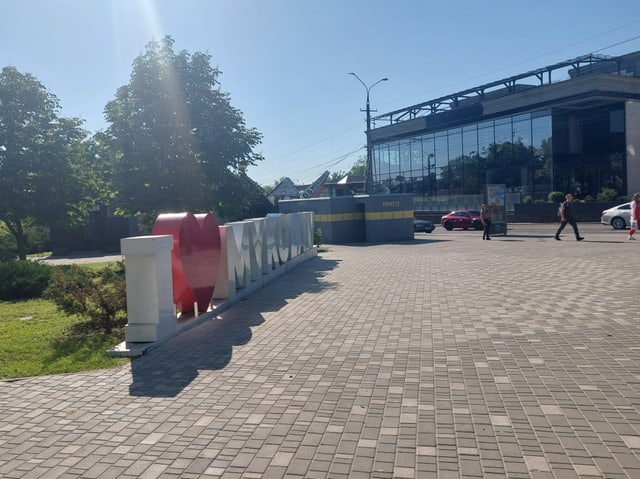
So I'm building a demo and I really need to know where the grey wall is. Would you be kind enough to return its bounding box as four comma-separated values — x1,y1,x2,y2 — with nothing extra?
279,194,414,244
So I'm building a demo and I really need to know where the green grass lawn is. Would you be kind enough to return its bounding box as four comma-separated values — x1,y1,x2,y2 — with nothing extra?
0,298,128,380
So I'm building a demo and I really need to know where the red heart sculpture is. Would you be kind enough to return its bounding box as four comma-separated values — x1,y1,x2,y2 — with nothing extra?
151,212,221,314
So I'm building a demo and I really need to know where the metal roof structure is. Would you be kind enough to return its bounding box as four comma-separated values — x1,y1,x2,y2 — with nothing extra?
373,51,639,126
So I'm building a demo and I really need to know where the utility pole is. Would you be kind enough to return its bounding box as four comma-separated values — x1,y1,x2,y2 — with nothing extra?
349,73,388,195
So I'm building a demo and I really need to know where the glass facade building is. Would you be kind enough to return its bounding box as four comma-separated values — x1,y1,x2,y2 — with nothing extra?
369,51,640,212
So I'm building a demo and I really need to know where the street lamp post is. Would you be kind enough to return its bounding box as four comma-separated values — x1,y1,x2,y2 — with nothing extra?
349,73,388,195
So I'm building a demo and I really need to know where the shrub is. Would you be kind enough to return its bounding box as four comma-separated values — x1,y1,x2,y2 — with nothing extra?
45,262,127,334
548,191,565,203
596,187,618,202
0,260,54,300
522,195,534,204
314,227,322,246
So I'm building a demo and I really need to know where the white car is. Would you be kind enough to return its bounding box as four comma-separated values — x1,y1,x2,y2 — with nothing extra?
601,202,631,229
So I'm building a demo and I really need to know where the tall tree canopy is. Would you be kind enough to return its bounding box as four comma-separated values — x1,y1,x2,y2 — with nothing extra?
0,66,97,260
104,36,263,221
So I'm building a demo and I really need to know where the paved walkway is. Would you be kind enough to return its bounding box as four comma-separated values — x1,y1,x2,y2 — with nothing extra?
2,223,640,478
39,251,124,266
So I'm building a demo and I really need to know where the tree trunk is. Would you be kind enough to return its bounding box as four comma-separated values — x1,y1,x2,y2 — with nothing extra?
1,216,27,260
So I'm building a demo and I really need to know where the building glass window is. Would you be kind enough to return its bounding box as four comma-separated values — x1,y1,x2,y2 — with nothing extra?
462,125,478,157
397,140,411,193
374,144,391,185
445,128,462,195
553,105,626,198
369,100,627,212
388,141,400,181
531,113,553,200
409,138,423,199
433,131,446,166
423,133,436,197
478,121,494,160
462,125,481,195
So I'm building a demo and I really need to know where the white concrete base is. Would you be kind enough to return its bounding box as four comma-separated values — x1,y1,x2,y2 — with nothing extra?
119,235,177,345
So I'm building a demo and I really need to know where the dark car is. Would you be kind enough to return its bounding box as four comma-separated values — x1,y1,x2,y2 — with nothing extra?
441,210,483,231
414,218,435,233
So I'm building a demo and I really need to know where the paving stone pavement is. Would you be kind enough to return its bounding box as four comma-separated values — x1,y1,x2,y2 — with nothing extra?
2,223,640,478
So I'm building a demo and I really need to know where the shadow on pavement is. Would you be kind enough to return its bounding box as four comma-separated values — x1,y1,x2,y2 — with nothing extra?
129,256,340,397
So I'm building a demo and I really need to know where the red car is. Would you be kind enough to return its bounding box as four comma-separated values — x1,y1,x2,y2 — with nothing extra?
441,210,483,231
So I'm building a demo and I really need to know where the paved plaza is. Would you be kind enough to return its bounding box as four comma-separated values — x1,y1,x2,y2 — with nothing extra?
1,223,640,478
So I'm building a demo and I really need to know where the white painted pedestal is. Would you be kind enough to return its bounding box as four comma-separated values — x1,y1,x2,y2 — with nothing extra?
120,235,176,343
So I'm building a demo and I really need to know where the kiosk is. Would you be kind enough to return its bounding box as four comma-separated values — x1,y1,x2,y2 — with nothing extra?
486,184,507,236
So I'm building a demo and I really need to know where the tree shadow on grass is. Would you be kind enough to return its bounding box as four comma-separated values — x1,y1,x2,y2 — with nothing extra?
44,326,127,374
128,256,340,397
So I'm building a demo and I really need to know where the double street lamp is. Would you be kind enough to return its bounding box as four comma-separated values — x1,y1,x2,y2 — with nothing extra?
349,72,388,195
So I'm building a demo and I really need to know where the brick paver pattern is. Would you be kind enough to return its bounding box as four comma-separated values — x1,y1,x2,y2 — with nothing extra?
1,224,640,478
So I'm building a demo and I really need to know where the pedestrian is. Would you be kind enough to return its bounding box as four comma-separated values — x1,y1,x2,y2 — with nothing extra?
481,203,492,240
628,193,640,240
555,193,584,241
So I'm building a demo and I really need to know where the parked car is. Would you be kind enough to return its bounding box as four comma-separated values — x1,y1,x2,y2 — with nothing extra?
441,210,483,231
601,202,631,229
414,218,435,233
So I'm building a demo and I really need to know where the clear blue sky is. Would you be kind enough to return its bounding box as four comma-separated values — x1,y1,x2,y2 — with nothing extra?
2,0,640,187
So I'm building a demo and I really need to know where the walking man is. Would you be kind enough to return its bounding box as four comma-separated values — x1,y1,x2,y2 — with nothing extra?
555,193,584,241
481,203,492,240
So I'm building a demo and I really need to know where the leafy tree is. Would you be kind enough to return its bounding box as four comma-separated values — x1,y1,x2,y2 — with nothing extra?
327,170,347,183
86,131,119,203
0,67,98,260
104,36,263,222
348,156,367,176
328,157,367,183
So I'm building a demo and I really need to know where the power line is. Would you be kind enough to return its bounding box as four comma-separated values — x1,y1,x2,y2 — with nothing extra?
260,23,640,185
593,34,640,54
268,126,361,161
292,144,364,183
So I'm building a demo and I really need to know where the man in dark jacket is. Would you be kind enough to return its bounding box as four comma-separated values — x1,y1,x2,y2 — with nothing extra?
555,193,584,241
